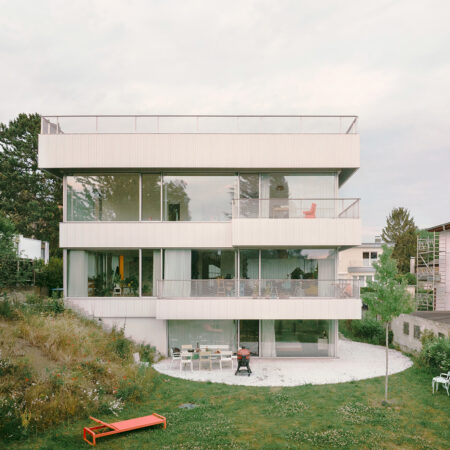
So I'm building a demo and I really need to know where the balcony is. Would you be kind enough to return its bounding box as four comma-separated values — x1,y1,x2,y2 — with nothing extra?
157,279,359,299
155,279,362,320
41,115,358,135
231,198,361,247
38,115,360,180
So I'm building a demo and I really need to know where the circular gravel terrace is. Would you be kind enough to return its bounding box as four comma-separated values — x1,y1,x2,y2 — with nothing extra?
153,340,413,387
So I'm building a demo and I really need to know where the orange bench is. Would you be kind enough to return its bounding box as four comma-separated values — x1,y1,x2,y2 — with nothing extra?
83,413,166,446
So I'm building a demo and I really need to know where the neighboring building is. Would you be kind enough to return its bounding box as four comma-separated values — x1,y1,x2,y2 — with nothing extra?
338,236,386,288
392,311,450,353
416,222,449,311
38,115,362,357
16,235,49,264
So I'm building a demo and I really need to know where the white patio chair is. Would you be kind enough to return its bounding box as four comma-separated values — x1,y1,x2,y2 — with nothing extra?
198,351,211,370
220,351,234,370
432,371,450,395
170,348,181,369
133,352,149,368
180,351,193,371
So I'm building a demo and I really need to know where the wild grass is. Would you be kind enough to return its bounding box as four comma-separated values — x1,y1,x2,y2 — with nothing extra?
1,295,449,448
0,295,156,440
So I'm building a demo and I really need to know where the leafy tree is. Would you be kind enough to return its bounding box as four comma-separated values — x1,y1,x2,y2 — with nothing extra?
362,244,414,404
381,207,417,273
0,113,62,256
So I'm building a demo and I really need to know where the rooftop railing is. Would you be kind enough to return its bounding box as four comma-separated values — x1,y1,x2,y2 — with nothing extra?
232,198,360,219
41,115,358,135
157,279,359,299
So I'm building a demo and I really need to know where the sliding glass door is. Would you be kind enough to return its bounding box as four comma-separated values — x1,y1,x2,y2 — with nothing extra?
239,320,259,356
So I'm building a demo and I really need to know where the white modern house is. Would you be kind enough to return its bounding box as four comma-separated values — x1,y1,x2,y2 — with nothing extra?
16,235,50,264
38,115,362,357
338,236,387,288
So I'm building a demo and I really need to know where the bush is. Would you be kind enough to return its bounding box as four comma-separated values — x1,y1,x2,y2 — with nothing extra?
35,257,63,292
341,318,393,346
419,336,450,372
108,327,132,360
0,295,19,320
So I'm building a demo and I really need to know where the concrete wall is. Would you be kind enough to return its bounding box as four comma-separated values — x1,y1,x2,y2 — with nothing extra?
392,313,450,353
17,235,49,263
101,318,168,356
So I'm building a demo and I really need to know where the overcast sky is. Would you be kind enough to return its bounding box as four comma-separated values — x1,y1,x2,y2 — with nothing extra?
1,0,449,240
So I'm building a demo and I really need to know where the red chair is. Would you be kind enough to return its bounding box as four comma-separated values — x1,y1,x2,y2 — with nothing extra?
303,202,317,218
83,413,166,446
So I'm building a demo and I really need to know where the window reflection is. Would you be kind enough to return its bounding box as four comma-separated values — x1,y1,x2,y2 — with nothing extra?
163,175,235,221
67,175,139,221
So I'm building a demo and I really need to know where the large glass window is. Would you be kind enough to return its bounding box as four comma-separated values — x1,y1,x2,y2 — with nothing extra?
261,249,335,297
142,174,162,221
261,320,336,357
68,250,139,297
260,173,336,218
142,250,161,296
191,250,235,279
168,320,238,352
67,174,139,221
163,175,235,221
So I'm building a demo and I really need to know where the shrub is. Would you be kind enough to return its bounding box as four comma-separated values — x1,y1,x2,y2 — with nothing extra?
108,327,132,360
419,336,450,372
0,295,19,320
341,318,393,346
35,257,63,292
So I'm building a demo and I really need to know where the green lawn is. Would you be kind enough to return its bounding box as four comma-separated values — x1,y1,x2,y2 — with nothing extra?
8,364,449,449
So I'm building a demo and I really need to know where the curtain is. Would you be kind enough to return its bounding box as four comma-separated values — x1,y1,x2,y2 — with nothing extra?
164,250,191,297
318,252,336,297
168,320,237,351
261,320,277,357
153,250,161,296
68,251,88,297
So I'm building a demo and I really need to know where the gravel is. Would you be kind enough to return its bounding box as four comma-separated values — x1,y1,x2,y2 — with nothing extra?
153,340,413,387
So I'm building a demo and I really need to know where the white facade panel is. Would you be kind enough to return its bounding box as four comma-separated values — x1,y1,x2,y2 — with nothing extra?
39,133,359,170
65,298,157,317
232,218,361,247
156,298,362,320
60,222,232,249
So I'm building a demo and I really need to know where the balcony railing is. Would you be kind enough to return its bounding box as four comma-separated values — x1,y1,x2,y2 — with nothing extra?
157,279,359,299
41,115,358,135
232,198,360,219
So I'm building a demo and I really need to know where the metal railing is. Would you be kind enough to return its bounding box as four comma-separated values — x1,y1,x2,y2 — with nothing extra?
157,279,359,299
232,198,360,219
40,115,358,135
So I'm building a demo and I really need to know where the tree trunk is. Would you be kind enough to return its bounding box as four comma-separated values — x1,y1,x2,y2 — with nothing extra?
385,322,389,403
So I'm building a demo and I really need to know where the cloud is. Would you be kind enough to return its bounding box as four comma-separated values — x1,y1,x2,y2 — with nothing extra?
1,0,449,232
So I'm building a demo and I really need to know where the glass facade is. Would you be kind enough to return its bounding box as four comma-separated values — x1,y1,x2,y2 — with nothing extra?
167,319,337,357
68,250,139,297
142,250,161,296
168,320,238,352
163,175,235,221
142,174,161,221
66,172,339,221
67,175,139,221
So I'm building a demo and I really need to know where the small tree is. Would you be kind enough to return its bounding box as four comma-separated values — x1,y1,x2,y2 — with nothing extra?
362,244,414,404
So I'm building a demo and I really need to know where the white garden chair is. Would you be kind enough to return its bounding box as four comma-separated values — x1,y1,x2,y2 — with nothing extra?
180,351,193,371
170,348,181,369
220,351,234,370
432,371,449,395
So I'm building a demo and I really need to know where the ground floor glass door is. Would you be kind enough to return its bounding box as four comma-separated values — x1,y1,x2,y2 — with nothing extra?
239,320,259,356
